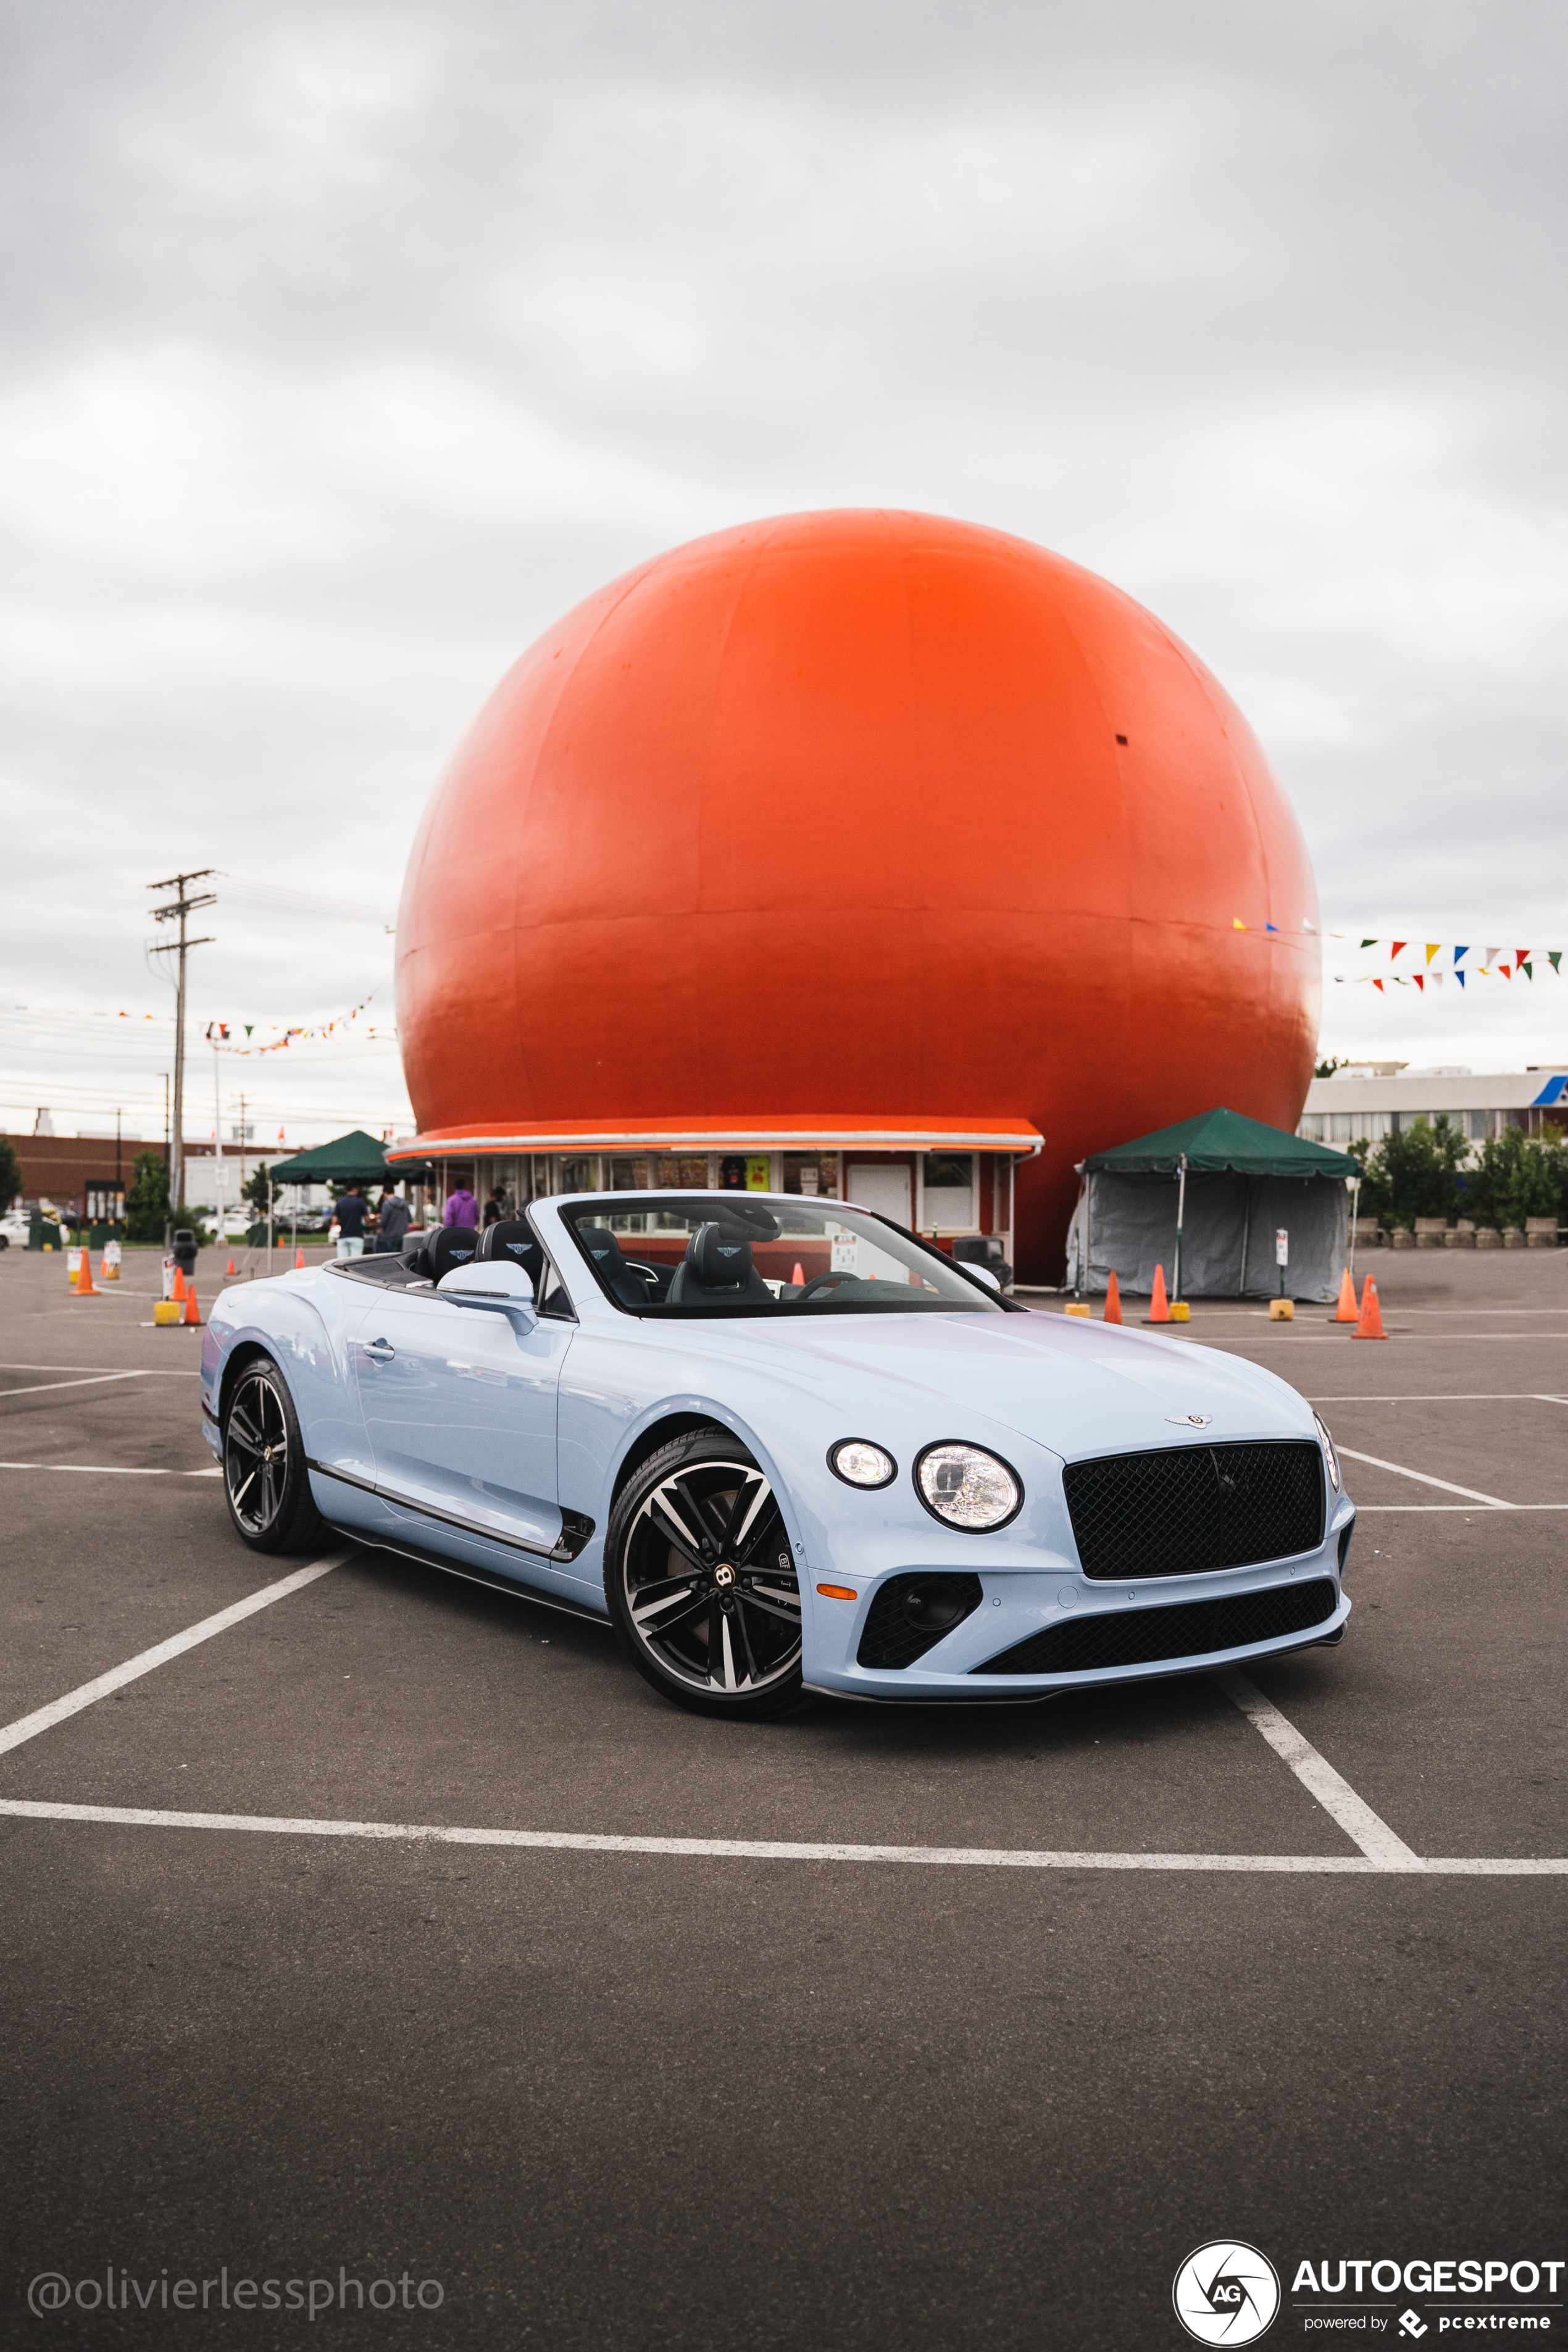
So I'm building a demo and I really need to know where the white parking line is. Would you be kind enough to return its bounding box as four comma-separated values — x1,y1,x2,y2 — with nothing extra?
1357,1503,1568,1512
1335,1447,1520,1507
1215,1668,1420,1864
1311,1394,1568,1404
0,1462,218,1476
0,1552,347,1757
0,1362,191,1375
0,1798,1561,1874
0,1370,157,1398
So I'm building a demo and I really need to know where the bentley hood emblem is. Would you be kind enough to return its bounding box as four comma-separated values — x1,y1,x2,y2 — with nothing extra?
1166,1412,1213,1427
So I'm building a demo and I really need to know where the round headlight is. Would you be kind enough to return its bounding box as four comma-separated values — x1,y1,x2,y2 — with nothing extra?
1313,1411,1341,1494
828,1439,896,1489
914,1442,1022,1532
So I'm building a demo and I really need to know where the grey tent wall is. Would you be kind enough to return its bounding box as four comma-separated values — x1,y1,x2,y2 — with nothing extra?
1062,1171,1347,1301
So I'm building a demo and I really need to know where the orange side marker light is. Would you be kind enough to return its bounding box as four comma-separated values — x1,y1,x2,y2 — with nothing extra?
815,1584,859,1601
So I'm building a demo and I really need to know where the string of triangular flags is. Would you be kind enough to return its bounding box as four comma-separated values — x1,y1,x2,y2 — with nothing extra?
204,988,393,1054
1327,940,1563,993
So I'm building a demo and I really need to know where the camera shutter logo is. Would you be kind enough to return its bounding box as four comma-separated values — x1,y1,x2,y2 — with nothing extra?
1172,2242,1281,2345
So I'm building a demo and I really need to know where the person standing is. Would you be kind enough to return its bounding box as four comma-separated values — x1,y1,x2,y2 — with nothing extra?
443,1182,478,1229
375,1187,412,1253
332,1183,369,1259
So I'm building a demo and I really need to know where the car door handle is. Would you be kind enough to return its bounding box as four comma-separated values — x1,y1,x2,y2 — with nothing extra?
364,1338,396,1361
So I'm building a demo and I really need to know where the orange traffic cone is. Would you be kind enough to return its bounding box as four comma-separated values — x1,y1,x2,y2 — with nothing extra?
75,1245,96,1295
1353,1276,1386,1340
1147,1264,1171,1322
226,1254,236,1277
172,1267,186,1302
1103,1270,1123,1324
294,1245,305,1269
792,1262,805,1285
182,1284,201,1327
1333,1267,1358,1322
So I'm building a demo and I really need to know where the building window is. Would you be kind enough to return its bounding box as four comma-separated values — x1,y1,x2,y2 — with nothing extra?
783,1153,838,1198
559,1156,599,1193
921,1152,975,1231
1298,1115,1324,1141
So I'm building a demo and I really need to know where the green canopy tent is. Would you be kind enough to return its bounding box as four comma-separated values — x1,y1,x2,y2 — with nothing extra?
265,1130,420,1188
1064,1107,1359,1303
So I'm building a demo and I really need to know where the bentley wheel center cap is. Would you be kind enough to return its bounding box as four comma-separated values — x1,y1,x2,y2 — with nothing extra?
713,1564,736,1589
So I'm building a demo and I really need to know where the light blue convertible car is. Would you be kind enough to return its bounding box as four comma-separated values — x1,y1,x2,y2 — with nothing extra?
200,1190,1354,1719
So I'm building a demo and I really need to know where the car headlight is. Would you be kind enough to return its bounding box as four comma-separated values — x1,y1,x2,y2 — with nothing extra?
1314,1411,1340,1494
914,1442,1022,1532
829,1438,896,1489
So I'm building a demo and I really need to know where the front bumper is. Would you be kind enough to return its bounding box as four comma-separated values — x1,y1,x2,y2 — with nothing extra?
802,1504,1356,1703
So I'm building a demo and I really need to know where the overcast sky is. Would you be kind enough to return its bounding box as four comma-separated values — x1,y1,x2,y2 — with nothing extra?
3,0,1564,1150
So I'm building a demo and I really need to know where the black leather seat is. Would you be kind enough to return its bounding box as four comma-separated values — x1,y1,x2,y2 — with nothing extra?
667,1224,774,1306
427,1223,482,1282
577,1225,654,1308
478,1217,544,1289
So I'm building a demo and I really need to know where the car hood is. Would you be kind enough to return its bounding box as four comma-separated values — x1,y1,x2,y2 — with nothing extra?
672,1308,1309,1461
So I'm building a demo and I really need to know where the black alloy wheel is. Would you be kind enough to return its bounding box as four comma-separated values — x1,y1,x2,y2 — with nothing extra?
221,1355,325,1554
606,1429,804,1718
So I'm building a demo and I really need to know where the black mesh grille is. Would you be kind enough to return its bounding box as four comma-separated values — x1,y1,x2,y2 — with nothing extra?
972,1577,1337,1677
1062,1441,1324,1580
857,1573,984,1670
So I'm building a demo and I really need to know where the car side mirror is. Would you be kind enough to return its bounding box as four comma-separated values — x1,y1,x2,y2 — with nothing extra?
436,1260,537,1326
964,1263,1003,1293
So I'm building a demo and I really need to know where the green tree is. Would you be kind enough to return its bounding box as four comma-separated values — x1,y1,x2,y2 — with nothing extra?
1314,1054,1351,1079
0,1135,20,1210
124,1150,170,1242
243,1161,278,1219
1464,1128,1565,1232
1356,1114,1468,1230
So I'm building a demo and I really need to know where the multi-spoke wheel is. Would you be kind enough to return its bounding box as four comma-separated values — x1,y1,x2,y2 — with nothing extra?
221,1355,325,1554
606,1430,804,1718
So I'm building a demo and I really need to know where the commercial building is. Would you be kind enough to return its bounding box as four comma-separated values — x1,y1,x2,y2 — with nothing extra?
1297,1066,1568,1150
386,509,1321,1280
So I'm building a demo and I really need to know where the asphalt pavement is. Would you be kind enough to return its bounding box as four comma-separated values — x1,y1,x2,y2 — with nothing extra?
2,1240,1564,2350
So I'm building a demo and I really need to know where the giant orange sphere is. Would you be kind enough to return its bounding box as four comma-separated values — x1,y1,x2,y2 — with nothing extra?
396,510,1320,1280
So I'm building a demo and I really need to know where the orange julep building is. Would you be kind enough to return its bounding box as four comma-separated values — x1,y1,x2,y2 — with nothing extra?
388,510,1320,1283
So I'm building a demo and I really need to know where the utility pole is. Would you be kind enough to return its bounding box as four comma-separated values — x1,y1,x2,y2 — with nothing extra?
147,870,216,1227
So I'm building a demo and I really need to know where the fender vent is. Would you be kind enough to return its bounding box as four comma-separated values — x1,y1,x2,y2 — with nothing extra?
973,1577,1337,1677
857,1573,983,1670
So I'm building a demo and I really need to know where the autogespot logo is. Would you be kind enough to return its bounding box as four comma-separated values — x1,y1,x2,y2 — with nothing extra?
1174,2242,1282,2345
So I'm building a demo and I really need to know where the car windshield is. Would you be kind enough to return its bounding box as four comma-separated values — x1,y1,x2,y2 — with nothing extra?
561,1193,1005,1317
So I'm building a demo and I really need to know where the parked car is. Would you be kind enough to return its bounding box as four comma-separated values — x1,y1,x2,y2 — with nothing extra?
0,1211,30,1249
200,1190,1353,1719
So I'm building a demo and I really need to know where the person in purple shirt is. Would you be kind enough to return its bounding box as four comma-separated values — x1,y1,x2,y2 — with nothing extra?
443,1186,478,1229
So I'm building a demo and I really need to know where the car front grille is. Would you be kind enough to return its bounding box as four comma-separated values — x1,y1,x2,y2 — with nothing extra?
1062,1440,1324,1580
972,1576,1338,1677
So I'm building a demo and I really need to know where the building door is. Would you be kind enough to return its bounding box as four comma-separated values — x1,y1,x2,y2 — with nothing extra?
846,1162,912,1228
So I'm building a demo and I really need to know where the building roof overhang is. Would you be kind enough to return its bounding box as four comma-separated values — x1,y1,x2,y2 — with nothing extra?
385,1114,1044,1165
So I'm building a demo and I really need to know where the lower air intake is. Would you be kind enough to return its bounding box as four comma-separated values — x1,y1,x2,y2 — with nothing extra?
857,1573,984,1670
972,1577,1338,1677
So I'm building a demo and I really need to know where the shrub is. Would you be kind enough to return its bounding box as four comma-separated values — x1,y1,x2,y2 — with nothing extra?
1463,1128,1566,1232
1351,1114,1469,1230
124,1151,170,1243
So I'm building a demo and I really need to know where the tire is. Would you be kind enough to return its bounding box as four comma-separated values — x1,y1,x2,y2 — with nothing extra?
605,1428,805,1719
221,1353,327,1555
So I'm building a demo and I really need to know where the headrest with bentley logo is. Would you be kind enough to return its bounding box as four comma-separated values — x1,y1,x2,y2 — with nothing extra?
689,1224,754,1287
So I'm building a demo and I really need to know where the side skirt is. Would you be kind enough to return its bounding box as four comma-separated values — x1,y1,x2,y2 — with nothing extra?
328,1523,612,1628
